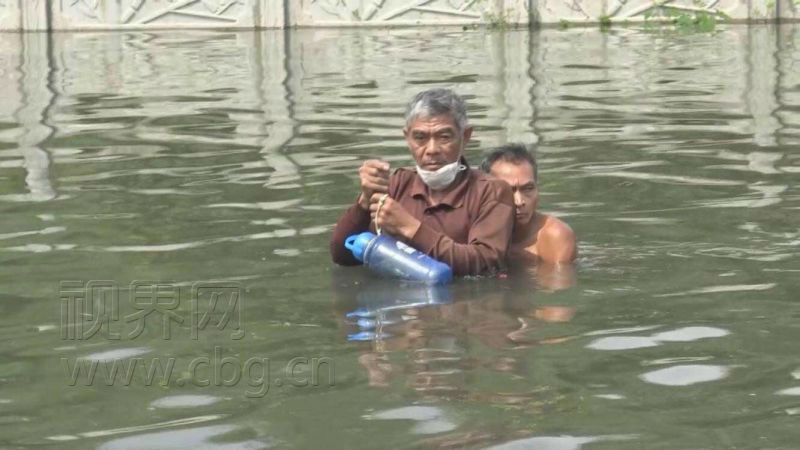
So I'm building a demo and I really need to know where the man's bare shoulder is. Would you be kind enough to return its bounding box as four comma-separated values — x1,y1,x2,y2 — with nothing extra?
535,214,577,263
539,215,574,241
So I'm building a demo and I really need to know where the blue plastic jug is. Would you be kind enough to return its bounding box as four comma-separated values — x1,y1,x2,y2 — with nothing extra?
344,232,453,285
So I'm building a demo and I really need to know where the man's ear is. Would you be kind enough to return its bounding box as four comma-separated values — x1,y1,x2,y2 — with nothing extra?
402,127,409,138
463,126,473,142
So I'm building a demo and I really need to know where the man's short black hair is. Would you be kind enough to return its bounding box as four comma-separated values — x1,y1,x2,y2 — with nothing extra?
479,143,538,182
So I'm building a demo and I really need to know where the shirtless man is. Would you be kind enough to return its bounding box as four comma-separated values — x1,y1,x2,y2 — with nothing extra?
480,144,577,264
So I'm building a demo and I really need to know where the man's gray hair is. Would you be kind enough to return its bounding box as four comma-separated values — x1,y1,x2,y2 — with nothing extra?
404,88,469,131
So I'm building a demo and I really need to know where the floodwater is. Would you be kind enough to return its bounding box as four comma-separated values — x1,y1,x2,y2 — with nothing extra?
0,24,798,450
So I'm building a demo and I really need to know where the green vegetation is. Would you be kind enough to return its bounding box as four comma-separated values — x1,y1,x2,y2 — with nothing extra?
484,9,511,30
599,15,612,31
586,5,723,33
643,6,725,33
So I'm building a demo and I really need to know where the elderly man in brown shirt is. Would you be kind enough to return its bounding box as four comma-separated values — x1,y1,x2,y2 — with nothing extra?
330,88,514,276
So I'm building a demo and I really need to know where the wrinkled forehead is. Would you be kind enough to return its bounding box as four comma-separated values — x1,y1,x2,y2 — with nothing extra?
405,113,460,132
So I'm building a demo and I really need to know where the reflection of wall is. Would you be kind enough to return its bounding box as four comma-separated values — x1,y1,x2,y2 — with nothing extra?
45,30,299,191
0,0,793,30
747,25,780,147
777,25,800,146
284,28,536,155
495,31,537,145
0,34,22,128
1,27,540,206
19,33,56,201
3,26,799,204
251,31,299,189
530,26,792,150
0,33,56,202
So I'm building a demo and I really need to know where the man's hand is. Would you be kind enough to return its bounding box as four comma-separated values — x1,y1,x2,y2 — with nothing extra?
369,193,421,241
357,160,390,210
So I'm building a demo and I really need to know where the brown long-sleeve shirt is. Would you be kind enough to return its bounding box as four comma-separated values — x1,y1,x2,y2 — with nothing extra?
329,165,514,276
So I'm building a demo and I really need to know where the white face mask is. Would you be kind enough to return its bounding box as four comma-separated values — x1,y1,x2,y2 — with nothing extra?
416,158,467,191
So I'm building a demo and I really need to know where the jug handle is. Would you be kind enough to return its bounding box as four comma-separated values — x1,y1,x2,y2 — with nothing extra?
344,235,356,251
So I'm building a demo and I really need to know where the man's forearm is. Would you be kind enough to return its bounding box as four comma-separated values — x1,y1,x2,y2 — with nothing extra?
410,222,507,276
329,200,371,265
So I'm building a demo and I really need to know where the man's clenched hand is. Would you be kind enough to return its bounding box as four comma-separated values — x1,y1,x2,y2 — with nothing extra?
357,160,390,210
369,193,421,240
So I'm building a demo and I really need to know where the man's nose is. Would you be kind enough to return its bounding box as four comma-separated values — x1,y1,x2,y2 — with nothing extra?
424,137,441,154
514,191,525,206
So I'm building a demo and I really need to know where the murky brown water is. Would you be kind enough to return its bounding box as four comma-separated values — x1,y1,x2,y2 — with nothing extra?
0,24,799,450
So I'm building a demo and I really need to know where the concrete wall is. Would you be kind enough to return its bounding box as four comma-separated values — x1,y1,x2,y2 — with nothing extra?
0,0,797,31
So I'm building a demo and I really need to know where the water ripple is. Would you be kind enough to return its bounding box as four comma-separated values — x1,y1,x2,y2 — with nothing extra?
48,415,227,443
483,434,635,450
640,365,730,386
587,326,729,351
657,283,776,297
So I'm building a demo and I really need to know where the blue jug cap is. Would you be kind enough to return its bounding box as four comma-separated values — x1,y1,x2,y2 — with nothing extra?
344,231,376,262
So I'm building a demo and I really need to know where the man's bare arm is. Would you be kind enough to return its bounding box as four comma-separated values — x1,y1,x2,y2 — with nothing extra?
536,218,577,264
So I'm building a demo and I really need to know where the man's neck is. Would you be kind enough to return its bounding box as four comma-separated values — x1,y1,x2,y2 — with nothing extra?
513,213,545,244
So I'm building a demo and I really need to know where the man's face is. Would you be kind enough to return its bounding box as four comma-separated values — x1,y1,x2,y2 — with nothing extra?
489,160,538,226
403,114,472,170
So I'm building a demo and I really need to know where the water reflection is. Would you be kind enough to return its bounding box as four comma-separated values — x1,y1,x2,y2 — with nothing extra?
640,364,730,386
333,265,577,402
364,406,458,435
48,415,228,444
149,394,222,409
482,434,634,450
97,424,267,450
81,347,151,361
507,261,577,293
587,326,730,350
345,282,453,342
1,33,56,202
776,387,800,396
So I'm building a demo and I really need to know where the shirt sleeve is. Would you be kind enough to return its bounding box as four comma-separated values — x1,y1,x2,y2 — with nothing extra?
329,169,408,266
329,197,372,266
409,181,514,276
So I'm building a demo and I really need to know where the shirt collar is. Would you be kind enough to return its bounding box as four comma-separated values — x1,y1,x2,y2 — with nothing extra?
410,157,471,209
